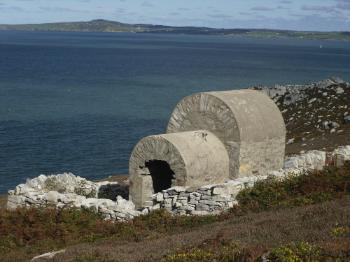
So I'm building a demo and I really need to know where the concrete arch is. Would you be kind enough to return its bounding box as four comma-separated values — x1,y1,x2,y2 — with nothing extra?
167,89,286,178
129,130,229,208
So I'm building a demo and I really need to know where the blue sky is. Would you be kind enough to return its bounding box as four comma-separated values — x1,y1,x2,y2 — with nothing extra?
0,0,349,31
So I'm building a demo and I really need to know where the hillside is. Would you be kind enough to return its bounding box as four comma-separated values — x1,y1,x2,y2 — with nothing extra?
1,163,350,261
1,19,350,41
253,77,350,154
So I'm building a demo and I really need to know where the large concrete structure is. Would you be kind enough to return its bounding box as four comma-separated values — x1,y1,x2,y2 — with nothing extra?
129,130,229,208
129,89,286,208
167,89,286,178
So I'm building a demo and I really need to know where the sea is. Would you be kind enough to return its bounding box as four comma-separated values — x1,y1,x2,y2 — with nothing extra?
1,31,350,194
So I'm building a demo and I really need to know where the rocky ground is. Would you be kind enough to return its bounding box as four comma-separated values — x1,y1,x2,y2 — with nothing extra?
254,77,350,154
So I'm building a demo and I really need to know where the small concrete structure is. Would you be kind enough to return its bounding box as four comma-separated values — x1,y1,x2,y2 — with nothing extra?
167,89,286,178
129,130,229,208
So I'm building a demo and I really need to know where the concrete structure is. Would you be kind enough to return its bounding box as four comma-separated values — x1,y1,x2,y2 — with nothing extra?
129,130,229,208
167,89,286,178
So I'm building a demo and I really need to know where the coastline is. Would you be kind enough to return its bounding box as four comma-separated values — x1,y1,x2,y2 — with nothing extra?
0,19,349,41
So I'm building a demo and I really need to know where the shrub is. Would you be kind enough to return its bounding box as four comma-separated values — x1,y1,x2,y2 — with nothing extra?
330,226,349,238
237,162,350,211
162,241,259,262
267,242,321,262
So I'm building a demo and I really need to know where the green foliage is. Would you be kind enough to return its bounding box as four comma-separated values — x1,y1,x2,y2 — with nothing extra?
162,241,257,262
330,226,349,238
237,162,350,211
267,242,321,262
163,242,333,262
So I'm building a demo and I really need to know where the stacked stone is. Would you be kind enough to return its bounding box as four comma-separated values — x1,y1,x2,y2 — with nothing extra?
7,146,350,220
284,145,350,170
147,178,260,216
7,173,140,221
143,145,350,216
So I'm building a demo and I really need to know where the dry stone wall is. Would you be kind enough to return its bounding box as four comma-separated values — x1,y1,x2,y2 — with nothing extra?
7,145,350,220
141,145,350,216
7,173,140,221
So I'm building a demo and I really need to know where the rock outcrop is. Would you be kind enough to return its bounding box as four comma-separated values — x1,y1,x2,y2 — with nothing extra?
253,77,350,149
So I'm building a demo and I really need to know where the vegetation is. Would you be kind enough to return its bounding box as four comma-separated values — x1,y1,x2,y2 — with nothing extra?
0,19,349,41
236,161,350,211
162,241,344,262
0,162,349,260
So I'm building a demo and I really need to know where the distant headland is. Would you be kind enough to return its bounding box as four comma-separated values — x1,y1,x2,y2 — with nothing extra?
0,19,349,41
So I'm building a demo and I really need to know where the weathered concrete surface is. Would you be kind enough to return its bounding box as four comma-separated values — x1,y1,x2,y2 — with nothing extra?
129,130,229,208
167,89,286,178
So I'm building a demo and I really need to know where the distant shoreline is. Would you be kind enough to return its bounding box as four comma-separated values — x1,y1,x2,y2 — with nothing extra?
1,19,349,41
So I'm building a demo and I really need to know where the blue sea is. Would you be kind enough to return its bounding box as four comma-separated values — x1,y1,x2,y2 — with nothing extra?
1,31,350,193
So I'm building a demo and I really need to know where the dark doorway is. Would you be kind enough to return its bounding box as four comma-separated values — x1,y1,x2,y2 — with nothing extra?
145,160,175,193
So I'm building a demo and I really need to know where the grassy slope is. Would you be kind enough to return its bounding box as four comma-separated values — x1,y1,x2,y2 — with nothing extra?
1,163,349,261
56,197,350,262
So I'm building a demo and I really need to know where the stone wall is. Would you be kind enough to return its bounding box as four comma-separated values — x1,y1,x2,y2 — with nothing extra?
7,146,350,220
7,173,140,221
141,145,350,216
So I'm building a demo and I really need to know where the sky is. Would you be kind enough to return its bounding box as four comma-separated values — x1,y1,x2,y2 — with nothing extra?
0,0,350,31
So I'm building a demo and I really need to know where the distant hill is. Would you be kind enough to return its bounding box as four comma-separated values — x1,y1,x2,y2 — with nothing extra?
1,19,350,41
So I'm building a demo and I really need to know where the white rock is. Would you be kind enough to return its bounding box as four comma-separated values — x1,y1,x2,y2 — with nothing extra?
46,191,59,203
336,87,344,94
153,192,164,202
287,138,295,144
31,249,66,261
308,98,317,103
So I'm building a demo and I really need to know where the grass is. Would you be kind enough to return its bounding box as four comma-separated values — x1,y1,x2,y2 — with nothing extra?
236,161,350,211
0,162,349,261
162,241,334,262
